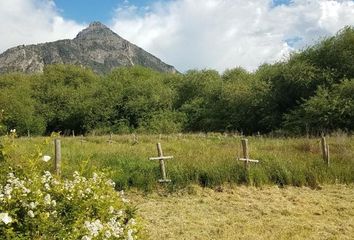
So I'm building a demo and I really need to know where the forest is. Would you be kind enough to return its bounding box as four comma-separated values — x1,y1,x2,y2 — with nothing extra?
1,27,354,136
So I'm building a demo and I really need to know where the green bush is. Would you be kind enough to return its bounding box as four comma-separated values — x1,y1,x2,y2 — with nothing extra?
138,111,187,134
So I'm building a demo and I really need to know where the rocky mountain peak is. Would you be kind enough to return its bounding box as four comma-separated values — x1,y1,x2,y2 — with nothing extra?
89,21,108,29
0,21,177,74
75,21,119,40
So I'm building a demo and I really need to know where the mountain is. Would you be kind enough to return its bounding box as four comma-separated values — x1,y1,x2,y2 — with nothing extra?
0,22,177,74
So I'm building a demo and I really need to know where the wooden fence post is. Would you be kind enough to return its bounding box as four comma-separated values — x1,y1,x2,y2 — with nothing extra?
54,139,61,176
321,136,330,166
326,144,330,166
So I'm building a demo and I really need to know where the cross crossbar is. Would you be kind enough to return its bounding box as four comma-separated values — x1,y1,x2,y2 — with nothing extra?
238,158,259,163
149,156,174,161
158,179,172,183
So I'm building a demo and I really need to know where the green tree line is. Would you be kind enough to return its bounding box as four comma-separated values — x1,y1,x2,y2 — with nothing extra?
1,27,354,136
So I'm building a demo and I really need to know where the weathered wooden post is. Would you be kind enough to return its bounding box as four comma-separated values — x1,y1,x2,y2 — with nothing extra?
321,136,330,166
238,138,259,169
132,134,139,145
326,144,330,166
149,143,173,183
27,130,30,138
72,130,75,138
54,139,61,176
80,135,86,145
241,139,249,168
107,133,114,144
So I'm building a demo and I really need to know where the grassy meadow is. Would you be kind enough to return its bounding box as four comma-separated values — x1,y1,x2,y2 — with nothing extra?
7,133,354,191
3,133,354,239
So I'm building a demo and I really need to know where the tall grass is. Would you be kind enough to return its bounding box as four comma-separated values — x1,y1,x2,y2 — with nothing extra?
7,134,354,191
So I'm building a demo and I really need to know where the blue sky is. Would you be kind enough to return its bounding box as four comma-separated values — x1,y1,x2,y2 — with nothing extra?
54,0,292,24
54,0,156,23
0,0,354,72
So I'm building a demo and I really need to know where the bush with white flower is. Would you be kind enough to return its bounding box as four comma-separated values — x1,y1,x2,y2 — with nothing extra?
0,170,140,239
0,132,141,239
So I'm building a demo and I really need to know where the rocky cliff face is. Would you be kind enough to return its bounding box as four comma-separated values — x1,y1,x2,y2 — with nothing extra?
0,22,177,74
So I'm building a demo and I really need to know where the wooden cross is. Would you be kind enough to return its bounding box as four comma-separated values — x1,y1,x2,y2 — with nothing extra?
149,143,173,183
238,139,260,168
80,135,87,145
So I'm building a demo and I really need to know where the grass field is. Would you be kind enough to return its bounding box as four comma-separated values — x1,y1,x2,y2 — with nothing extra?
3,134,354,239
128,184,354,240
7,133,354,191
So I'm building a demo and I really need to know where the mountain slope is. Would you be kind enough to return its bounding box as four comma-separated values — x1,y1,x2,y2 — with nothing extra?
0,22,177,74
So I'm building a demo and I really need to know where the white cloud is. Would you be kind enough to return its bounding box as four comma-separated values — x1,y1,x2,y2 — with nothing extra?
1,0,353,73
111,0,354,72
0,0,83,53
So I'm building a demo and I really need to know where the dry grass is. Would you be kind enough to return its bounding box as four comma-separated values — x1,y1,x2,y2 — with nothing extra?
128,185,354,240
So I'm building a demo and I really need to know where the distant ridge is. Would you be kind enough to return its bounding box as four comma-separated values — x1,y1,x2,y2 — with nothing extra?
0,21,177,74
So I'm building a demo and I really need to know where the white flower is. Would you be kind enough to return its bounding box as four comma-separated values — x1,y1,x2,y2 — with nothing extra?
42,155,51,162
28,210,35,218
85,188,92,194
81,236,91,240
130,218,136,226
127,229,134,240
4,184,12,196
106,179,115,187
92,172,99,182
0,212,12,224
84,219,103,237
105,230,112,238
10,129,16,133
29,202,37,209
116,210,123,217
44,183,51,190
44,194,51,205
41,171,52,184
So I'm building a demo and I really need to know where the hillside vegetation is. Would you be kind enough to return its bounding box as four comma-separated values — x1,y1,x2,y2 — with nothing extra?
1,27,354,136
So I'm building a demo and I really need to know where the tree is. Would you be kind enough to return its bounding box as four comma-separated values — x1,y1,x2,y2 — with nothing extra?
33,65,100,134
284,79,354,134
105,66,174,130
0,73,45,135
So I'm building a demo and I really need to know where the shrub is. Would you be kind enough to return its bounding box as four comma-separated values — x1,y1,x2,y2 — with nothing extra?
0,171,140,239
0,133,141,239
